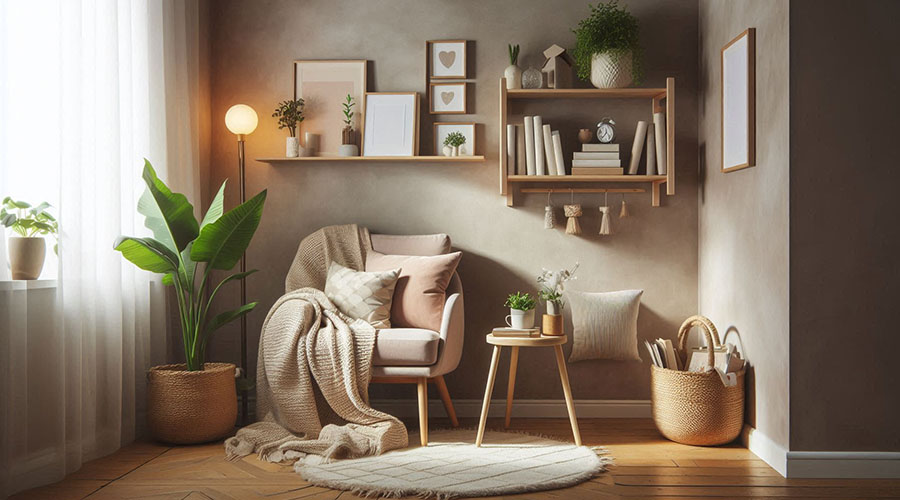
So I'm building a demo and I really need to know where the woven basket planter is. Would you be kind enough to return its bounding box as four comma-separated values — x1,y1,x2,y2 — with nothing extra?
650,316,745,446
147,363,237,444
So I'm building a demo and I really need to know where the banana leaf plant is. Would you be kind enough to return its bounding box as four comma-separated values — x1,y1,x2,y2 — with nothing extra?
114,160,267,371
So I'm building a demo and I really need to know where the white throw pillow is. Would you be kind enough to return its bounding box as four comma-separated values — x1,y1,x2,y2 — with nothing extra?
324,262,400,329
566,289,643,362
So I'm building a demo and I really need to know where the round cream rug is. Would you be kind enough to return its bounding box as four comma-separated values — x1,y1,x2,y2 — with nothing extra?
296,428,610,499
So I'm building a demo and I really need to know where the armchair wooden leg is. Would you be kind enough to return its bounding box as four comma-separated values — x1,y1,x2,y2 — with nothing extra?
433,375,459,427
417,377,428,446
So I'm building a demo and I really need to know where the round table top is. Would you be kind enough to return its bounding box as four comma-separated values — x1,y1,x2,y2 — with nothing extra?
486,334,567,346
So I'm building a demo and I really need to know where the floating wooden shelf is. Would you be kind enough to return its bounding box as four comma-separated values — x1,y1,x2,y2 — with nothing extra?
499,77,675,207
257,155,485,163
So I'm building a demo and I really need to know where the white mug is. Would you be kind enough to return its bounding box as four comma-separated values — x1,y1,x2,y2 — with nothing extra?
505,309,534,329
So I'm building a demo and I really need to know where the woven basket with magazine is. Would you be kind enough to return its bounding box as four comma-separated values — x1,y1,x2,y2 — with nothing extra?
650,315,745,446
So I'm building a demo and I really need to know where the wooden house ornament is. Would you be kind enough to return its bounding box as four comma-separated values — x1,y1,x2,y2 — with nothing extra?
541,44,573,89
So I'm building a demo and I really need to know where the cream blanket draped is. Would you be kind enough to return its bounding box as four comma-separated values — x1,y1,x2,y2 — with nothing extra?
225,224,408,465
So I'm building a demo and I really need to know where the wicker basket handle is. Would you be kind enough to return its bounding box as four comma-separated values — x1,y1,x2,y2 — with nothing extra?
677,315,722,370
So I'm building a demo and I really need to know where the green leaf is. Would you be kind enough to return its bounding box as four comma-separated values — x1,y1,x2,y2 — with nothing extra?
13,200,30,209
114,236,179,274
137,159,199,252
205,302,257,335
190,190,266,270
1,213,16,227
200,180,227,229
162,273,175,286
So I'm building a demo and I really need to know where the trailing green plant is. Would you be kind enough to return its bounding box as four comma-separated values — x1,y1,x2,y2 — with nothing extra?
505,291,536,311
508,44,520,66
1,197,59,253
114,160,267,371
342,94,355,129
571,1,643,84
272,98,305,137
443,131,466,147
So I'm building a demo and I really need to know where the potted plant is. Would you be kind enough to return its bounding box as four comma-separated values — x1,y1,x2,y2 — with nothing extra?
538,264,579,336
572,1,643,89
114,160,266,444
504,291,536,329
443,131,467,157
504,44,522,90
272,98,305,157
338,94,359,157
1,197,58,280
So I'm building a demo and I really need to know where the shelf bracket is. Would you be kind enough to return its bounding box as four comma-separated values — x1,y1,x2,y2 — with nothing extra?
651,180,665,207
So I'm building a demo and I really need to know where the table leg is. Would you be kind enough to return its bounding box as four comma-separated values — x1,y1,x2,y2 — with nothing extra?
504,346,519,428
476,345,502,447
554,344,582,446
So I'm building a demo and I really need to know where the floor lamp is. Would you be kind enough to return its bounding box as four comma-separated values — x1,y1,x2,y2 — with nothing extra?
224,104,258,425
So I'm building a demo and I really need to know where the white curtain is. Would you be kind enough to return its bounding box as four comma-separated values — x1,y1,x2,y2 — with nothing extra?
0,1,206,496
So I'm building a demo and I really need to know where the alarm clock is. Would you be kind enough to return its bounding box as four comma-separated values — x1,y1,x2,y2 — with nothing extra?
596,117,616,144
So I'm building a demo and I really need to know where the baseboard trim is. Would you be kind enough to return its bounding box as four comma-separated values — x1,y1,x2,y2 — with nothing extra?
371,398,651,419
741,424,788,477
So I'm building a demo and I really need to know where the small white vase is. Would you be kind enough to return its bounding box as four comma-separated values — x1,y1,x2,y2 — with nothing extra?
442,145,452,157
546,301,559,316
504,64,522,89
286,137,299,158
451,146,459,156
506,308,535,329
338,144,359,157
590,51,633,89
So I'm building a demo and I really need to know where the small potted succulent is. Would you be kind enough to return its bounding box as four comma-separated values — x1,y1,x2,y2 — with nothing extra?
338,94,359,157
572,1,643,88
537,263,579,336
442,131,467,157
504,44,522,90
504,291,536,329
1,197,58,280
272,98,305,157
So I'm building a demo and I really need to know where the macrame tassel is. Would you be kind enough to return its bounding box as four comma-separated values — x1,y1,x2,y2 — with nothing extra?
619,196,629,218
543,206,555,229
564,204,582,235
598,206,611,235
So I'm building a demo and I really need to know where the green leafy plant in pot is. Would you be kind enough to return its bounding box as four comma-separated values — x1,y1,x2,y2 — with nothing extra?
572,1,643,88
114,160,267,444
273,98,305,157
504,291,536,330
442,131,467,157
1,197,58,280
338,94,359,157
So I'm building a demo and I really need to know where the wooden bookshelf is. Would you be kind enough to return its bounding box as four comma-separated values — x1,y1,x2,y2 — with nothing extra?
499,77,675,207
257,155,485,163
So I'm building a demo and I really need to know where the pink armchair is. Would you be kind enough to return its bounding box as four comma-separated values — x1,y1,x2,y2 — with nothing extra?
368,233,464,446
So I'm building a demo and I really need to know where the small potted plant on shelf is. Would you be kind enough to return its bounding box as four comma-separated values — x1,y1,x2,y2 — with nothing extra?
572,0,642,88
114,160,266,444
443,131,467,157
504,291,536,329
1,197,58,280
272,98,305,157
538,263,579,336
504,44,522,90
338,94,359,157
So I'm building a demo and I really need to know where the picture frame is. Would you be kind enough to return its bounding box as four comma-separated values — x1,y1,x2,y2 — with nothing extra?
433,122,476,156
362,92,420,156
429,82,467,114
294,60,367,156
427,40,467,79
721,28,756,173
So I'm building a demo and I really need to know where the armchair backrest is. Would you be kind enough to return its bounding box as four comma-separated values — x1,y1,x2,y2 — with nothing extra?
369,233,462,297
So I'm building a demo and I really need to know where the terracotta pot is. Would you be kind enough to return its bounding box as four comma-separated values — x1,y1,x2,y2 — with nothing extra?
8,236,46,280
147,363,237,444
543,314,564,336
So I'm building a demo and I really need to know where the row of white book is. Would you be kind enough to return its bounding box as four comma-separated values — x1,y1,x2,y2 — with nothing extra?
505,112,668,176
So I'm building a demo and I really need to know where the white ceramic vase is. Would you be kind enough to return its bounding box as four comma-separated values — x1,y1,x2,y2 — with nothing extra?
506,308,535,329
442,145,453,157
546,301,559,316
451,146,459,157
338,144,359,157
590,51,633,89
504,64,522,89
8,236,45,280
286,136,300,157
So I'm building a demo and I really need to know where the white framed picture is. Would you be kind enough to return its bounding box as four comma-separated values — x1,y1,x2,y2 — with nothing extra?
434,122,476,156
362,92,419,156
721,28,755,173
294,60,367,156
427,40,467,79
429,82,467,114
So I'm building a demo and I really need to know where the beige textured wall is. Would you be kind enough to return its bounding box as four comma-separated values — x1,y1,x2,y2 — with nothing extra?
697,1,790,448
789,0,900,451
204,0,699,401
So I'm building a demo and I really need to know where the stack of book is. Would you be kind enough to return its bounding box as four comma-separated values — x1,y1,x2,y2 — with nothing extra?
491,327,541,338
572,144,622,176
506,116,567,176
644,338,745,375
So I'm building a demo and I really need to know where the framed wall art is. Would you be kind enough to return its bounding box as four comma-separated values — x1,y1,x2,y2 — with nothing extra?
362,92,420,156
427,40,467,79
433,122,476,156
721,28,755,173
429,82,467,114
294,60,367,156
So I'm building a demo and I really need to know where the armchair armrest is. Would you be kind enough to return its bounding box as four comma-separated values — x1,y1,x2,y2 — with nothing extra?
431,289,464,377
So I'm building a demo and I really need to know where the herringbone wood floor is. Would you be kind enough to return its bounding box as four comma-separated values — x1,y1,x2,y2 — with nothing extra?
12,418,900,499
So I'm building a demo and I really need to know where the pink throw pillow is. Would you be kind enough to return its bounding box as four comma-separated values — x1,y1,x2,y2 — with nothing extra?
365,250,462,331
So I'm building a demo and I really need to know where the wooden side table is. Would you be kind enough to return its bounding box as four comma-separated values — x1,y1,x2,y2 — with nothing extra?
475,334,582,446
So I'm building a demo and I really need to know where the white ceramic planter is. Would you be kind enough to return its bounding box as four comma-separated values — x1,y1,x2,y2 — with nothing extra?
506,308,535,329
8,236,45,280
546,301,560,316
504,64,523,89
286,137,300,157
590,50,633,89
338,144,359,157
442,145,453,157
451,146,459,157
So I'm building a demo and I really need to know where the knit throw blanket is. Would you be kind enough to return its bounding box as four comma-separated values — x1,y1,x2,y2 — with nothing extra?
225,224,408,466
